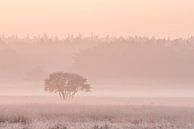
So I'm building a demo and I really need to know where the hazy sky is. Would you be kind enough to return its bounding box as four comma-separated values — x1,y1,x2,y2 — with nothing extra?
0,0,194,38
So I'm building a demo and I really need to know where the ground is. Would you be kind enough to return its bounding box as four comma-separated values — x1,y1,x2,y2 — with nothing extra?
0,103,194,129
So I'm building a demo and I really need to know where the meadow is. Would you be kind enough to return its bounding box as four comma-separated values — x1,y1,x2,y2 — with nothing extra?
0,103,194,129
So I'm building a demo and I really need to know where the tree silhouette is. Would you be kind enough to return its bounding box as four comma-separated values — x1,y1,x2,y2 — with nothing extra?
44,72,91,101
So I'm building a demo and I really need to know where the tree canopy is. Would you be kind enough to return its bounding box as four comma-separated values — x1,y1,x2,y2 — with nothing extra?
44,72,91,100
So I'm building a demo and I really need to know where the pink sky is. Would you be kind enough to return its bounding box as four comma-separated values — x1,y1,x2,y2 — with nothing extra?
0,0,194,38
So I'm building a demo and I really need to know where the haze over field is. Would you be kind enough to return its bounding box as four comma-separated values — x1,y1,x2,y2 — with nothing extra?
0,0,194,98
0,36,194,97
1,1,194,129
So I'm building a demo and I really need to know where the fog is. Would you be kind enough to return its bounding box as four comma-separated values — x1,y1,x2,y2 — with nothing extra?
0,36,194,97
0,0,194,99
1,1,194,129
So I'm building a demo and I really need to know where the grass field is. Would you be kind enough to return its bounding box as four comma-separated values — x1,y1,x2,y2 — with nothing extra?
0,103,194,129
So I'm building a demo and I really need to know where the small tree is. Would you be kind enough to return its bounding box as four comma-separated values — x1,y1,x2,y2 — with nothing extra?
44,72,91,101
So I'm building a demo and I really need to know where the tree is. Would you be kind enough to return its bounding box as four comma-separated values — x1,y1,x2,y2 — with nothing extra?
44,72,91,101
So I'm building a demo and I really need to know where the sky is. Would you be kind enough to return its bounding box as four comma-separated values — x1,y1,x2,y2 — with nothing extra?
0,0,194,38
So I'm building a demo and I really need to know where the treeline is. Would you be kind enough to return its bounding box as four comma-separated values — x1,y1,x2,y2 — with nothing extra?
71,36,194,86
0,35,194,86
1,34,194,45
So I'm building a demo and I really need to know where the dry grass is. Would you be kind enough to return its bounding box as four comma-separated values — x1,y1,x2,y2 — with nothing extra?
0,104,194,129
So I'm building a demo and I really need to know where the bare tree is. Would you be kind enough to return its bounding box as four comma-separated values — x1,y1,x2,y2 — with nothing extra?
44,72,91,101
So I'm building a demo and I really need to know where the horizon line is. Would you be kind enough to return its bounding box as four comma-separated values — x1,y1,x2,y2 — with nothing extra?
1,33,194,41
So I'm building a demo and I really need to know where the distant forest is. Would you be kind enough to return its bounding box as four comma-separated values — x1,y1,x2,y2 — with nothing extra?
0,35,194,87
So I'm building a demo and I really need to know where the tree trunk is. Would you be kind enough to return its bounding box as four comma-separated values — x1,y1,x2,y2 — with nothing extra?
61,91,66,100
58,92,63,100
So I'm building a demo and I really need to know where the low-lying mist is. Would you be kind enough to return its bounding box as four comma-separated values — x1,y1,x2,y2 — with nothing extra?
0,35,194,97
